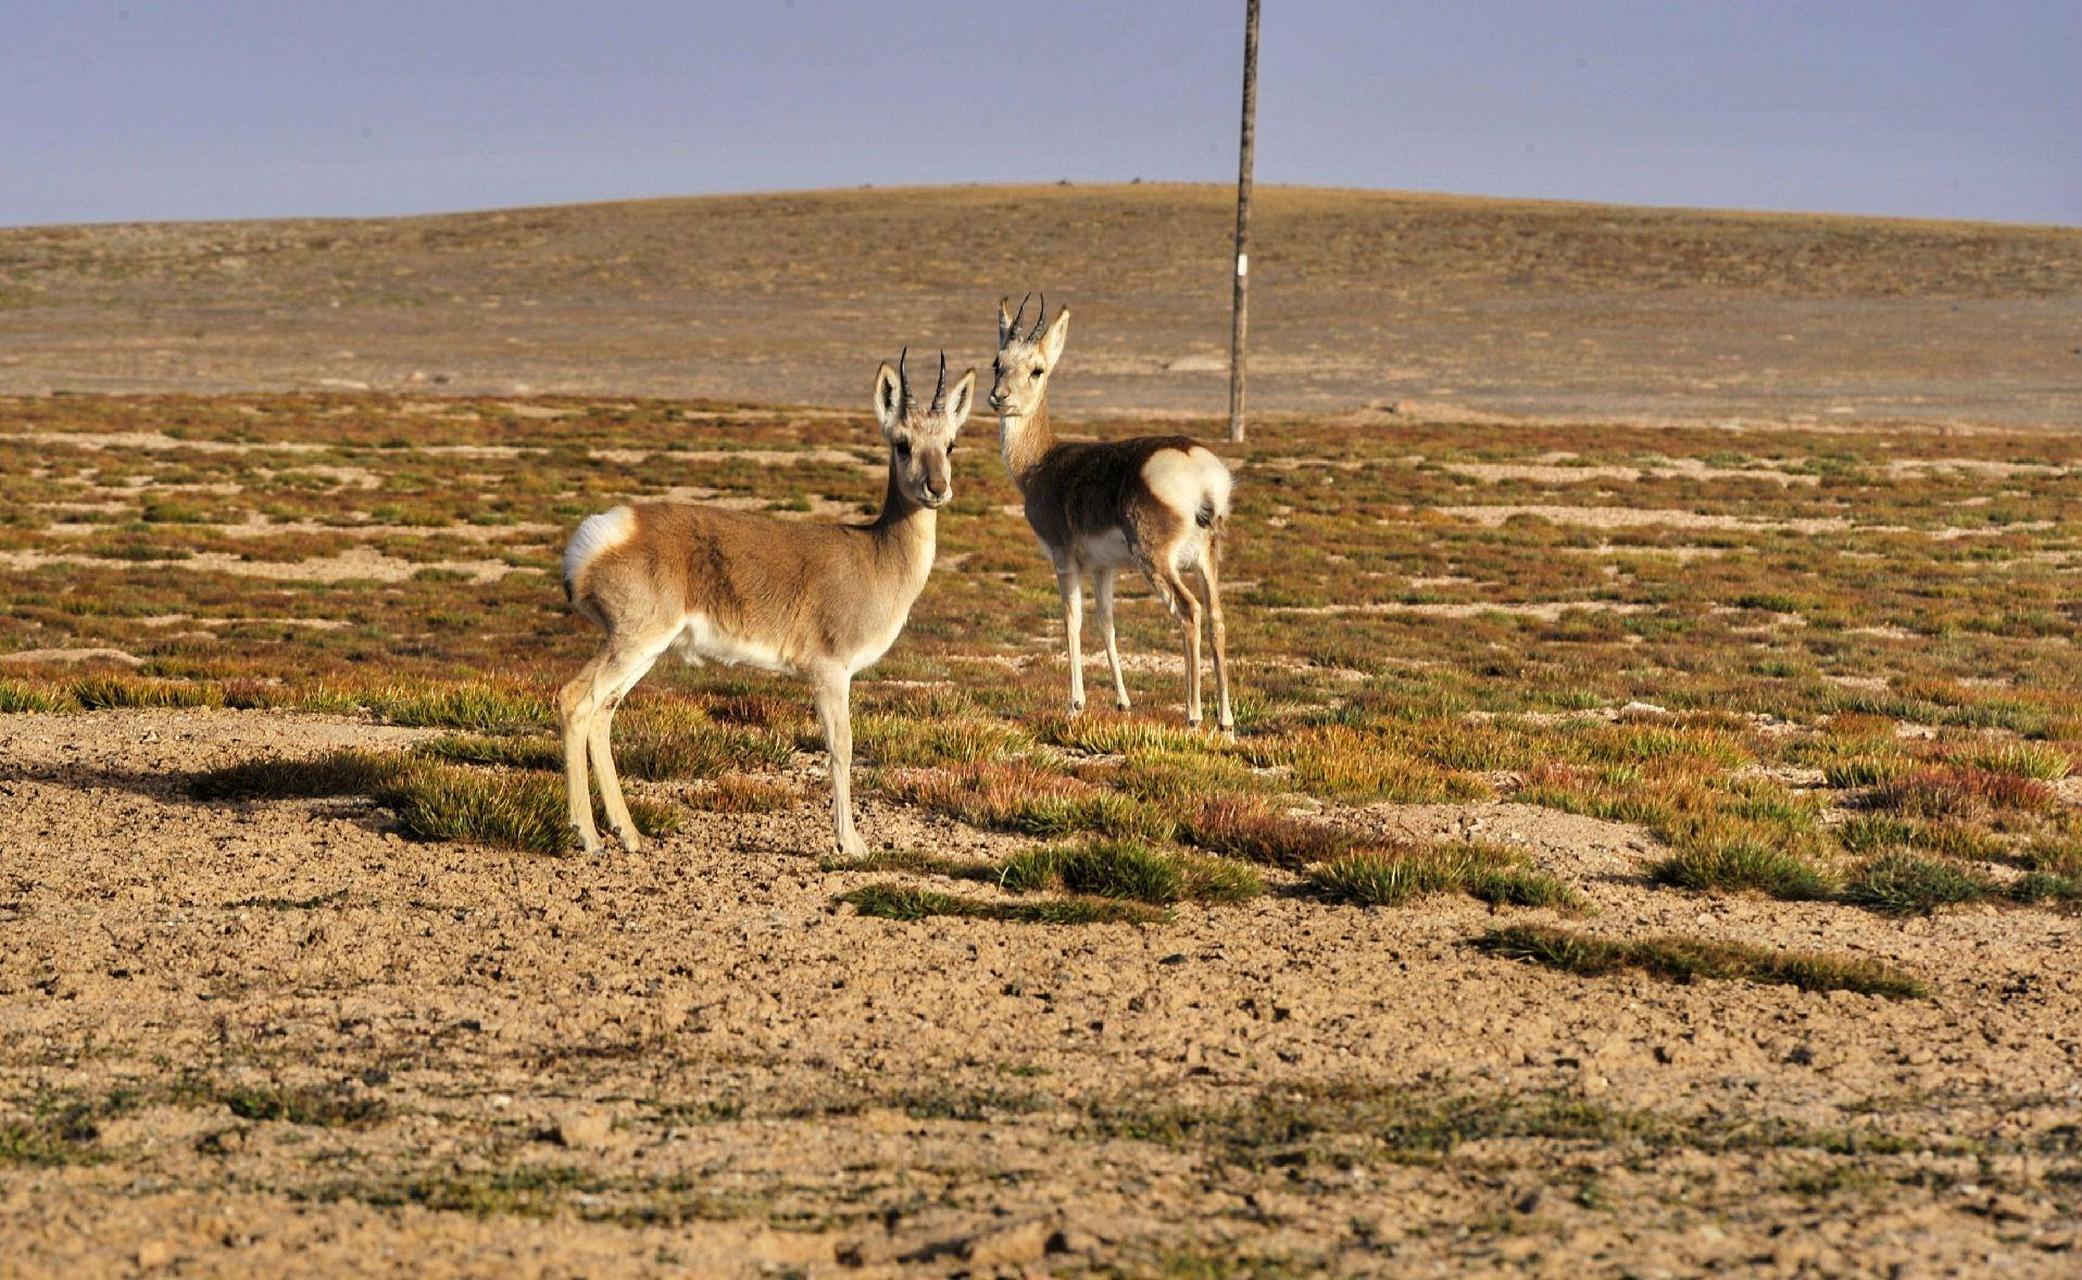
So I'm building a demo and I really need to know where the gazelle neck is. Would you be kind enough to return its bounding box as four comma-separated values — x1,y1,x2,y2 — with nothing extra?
867,457,937,580
998,396,1056,491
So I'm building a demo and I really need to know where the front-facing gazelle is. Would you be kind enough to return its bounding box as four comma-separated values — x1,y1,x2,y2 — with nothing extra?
990,296,1235,730
559,351,974,856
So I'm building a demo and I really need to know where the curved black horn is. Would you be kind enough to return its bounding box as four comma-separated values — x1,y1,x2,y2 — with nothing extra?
1009,291,1033,342
897,346,911,410
1028,291,1047,342
930,350,948,411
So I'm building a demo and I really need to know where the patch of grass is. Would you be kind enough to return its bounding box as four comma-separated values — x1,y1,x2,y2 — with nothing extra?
841,883,1169,926
1842,852,1999,916
1823,756,1912,789
2011,872,2082,908
1970,741,2072,782
1649,833,1837,901
301,1165,599,1219
688,773,801,813
0,679,74,713
418,733,562,771
71,674,224,710
228,888,348,911
883,762,1176,843
218,1083,386,1128
1466,866,1585,911
192,750,675,853
359,682,551,733
856,712,1032,767
1181,795,1355,868
1309,841,1581,912
0,1099,104,1168
1034,839,1264,905
1475,924,1926,999
1866,765,2056,820
380,761,679,854
1246,726,1490,804
190,749,400,801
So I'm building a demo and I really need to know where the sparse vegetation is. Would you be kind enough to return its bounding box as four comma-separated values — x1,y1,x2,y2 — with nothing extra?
840,883,1168,926
1309,841,1582,912
1475,925,1927,999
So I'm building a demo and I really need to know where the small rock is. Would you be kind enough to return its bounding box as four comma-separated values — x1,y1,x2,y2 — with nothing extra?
551,1108,613,1149
137,1240,177,1269
964,1219,1053,1266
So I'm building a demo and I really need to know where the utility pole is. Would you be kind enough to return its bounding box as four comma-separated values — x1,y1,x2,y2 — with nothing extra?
1227,0,1260,444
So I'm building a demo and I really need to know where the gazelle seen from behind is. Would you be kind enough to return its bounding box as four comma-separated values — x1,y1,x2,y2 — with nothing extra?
989,296,1235,730
559,351,975,857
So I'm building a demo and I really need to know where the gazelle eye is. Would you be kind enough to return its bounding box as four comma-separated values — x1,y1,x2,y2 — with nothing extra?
895,440,911,457
1031,366,1044,378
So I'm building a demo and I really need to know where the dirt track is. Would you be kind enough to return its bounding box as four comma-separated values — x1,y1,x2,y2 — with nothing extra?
4,709,2078,1276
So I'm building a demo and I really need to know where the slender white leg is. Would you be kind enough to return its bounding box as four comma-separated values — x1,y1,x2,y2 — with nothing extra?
812,668,865,858
558,656,608,854
1149,563,1204,727
588,646,662,852
1194,554,1232,733
1057,567,1086,714
1094,566,1130,711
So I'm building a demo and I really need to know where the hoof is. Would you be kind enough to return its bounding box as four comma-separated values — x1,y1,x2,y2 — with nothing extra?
1067,699,1086,716
614,828,643,855
1114,696,1132,711
571,827,604,856
836,830,869,859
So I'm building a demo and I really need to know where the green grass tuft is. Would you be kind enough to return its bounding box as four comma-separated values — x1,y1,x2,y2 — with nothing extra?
1842,852,1998,916
1475,924,1926,999
1309,841,1580,912
1650,837,1836,901
840,883,1169,926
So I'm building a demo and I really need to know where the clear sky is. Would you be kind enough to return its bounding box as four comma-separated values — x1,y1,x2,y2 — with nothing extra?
4,0,2077,228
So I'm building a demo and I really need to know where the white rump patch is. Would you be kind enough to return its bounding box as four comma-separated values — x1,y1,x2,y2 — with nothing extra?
562,505,636,587
1142,447,1233,524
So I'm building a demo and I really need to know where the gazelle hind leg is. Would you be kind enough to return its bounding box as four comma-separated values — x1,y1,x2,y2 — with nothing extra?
1193,539,1233,732
1094,566,1130,711
558,652,612,853
1140,553,1204,727
587,643,664,852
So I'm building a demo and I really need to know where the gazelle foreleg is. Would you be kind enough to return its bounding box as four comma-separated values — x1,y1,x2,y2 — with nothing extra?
1093,565,1130,711
811,665,865,858
1056,565,1087,714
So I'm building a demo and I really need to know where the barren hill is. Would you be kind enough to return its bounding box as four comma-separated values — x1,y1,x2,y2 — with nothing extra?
2,183,2077,425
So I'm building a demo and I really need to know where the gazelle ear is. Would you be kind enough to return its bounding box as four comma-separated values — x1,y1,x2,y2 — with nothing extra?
1041,306,1071,366
997,297,1015,348
946,369,976,429
873,362,903,433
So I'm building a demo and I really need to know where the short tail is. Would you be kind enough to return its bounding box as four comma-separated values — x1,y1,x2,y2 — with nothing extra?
562,506,636,611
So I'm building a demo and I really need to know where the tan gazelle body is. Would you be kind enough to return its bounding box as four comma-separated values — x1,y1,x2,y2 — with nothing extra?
990,297,1235,730
559,352,975,856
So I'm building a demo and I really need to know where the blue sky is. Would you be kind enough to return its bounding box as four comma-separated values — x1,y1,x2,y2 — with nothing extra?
4,0,2076,226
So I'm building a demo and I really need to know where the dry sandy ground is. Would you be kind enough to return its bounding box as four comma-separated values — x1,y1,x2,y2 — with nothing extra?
4,184,2079,426
3,710,2078,1277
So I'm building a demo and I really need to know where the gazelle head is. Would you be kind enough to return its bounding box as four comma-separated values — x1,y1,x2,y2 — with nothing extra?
873,349,975,510
988,293,1070,420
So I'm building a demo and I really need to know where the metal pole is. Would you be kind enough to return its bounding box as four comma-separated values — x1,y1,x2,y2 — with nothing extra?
1227,0,1259,444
